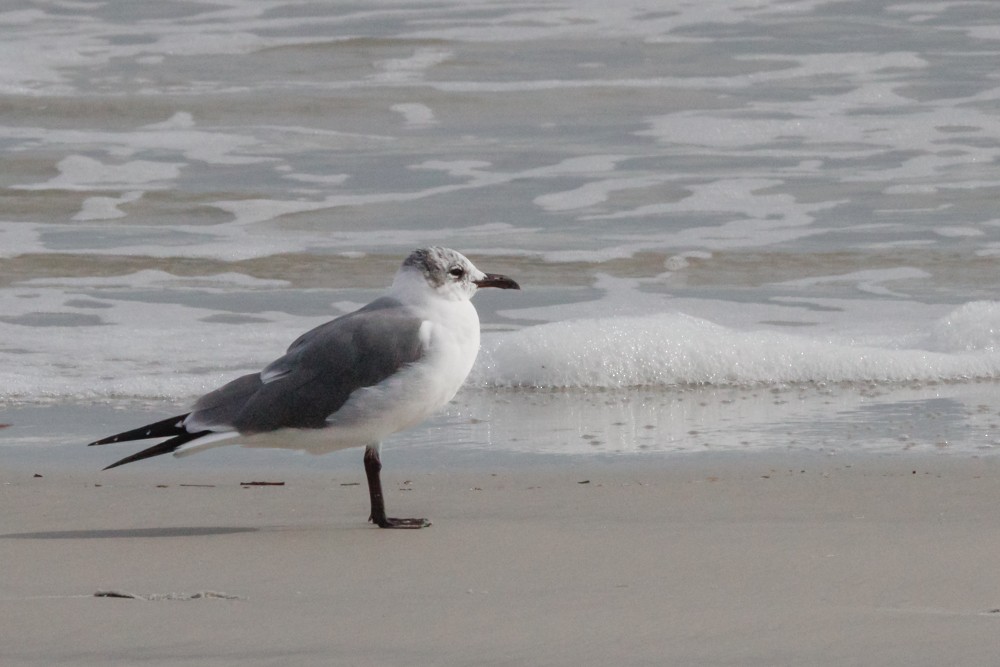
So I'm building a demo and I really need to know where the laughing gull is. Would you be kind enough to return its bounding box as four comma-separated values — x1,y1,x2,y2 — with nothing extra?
88,247,520,528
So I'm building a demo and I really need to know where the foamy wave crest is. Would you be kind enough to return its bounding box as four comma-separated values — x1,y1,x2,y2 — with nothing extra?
926,301,1000,353
471,304,1000,389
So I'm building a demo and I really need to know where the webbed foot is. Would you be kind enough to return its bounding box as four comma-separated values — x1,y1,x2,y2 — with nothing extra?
370,516,431,529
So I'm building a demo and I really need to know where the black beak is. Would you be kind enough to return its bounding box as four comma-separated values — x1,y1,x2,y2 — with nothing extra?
475,273,520,290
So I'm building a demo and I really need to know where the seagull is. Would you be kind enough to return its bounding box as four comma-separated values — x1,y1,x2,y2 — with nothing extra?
88,247,520,528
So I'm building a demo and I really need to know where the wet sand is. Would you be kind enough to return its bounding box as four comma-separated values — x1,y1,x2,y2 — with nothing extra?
3,453,1000,666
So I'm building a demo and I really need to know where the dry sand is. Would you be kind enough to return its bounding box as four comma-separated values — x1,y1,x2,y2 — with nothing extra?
3,453,1000,666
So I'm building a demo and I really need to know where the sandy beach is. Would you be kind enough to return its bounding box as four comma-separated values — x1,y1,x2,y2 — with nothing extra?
3,452,1000,666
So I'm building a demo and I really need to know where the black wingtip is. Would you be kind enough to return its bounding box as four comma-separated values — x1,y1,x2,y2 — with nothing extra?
100,430,211,470
88,414,191,447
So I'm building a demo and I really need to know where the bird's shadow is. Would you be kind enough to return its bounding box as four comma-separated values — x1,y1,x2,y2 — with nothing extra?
0,526,259,540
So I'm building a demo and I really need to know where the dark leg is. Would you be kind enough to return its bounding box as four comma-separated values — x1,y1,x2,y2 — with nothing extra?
363,446,430,529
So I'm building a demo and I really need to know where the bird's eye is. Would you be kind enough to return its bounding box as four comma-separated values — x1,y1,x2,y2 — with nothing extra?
449,267,465,278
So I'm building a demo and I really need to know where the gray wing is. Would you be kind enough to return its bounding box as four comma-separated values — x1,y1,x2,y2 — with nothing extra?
187,297,425,434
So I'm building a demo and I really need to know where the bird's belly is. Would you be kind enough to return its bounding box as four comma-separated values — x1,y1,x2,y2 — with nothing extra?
328,351,468,434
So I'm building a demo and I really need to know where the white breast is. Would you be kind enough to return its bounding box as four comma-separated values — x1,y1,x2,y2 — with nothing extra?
296,299,481,453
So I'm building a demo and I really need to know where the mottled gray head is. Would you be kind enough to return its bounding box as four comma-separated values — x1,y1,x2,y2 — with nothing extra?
397,247,519,301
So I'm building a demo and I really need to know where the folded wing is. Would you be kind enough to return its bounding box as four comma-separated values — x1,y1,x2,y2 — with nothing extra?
90,297,425,468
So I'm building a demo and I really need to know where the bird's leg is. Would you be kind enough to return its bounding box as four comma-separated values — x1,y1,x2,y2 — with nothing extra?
363,446,430,529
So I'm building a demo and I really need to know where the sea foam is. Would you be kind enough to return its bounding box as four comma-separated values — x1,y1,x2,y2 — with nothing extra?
471,303,1000,389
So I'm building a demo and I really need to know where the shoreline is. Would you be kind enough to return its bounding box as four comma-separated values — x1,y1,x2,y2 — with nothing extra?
4,379,1000,474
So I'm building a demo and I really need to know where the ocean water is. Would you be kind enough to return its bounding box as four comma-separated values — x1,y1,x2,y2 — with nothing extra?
3,0,1000,462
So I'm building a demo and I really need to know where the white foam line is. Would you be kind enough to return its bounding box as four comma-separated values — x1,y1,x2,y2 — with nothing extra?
2,125,267,170
20,269,290,289
534,176,672,212
19,156,182,192
212,154,630,226
0,218,537,261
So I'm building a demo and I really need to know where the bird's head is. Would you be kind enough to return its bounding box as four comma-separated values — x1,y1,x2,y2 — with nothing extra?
395,247,520,302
